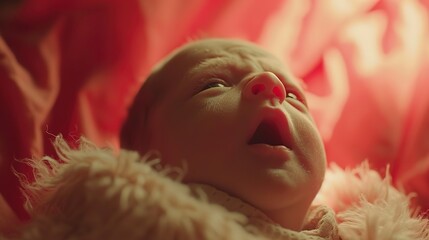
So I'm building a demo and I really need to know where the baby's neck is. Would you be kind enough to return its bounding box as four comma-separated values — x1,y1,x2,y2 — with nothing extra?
188,184,305,231
187,184,338,240
189,183,274,223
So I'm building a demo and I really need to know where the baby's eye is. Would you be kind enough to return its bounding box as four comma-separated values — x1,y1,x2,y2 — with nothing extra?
286,90,308,108
200,79,228,91
286,92,298,100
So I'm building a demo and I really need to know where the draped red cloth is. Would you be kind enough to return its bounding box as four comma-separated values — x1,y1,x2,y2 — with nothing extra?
1,0,428,230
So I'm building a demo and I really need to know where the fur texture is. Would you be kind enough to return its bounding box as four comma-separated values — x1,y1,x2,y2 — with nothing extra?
2,136,428,240
317,164,429,240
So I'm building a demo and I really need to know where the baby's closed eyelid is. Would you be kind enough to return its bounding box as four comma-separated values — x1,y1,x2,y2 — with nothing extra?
274,73,307,103
201,79,228,91
192,77,230,95
286,91,298,100
285,88,308,110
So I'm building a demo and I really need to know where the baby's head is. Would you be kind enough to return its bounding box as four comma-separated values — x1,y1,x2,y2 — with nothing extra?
121,38,326,230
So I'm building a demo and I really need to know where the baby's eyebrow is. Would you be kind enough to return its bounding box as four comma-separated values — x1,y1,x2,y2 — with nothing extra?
297,78,307,90
191,57,232,72
282,73,307,93
187,56,237,79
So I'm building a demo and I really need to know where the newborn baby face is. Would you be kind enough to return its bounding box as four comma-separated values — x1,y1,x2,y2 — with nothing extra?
146,39,326,227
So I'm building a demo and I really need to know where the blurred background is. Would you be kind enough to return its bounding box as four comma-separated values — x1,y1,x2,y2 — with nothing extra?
1,0,428,231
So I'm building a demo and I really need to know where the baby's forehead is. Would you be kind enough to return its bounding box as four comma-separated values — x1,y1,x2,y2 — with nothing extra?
162,39,285,77
182,39,279,64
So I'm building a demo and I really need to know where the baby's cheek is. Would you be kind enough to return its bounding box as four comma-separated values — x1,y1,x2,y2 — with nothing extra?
295,117,326,172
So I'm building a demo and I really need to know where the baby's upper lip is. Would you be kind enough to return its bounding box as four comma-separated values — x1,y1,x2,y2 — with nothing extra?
247,107,292,149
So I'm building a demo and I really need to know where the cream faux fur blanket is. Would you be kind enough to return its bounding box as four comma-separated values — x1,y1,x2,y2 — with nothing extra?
2,136,428,240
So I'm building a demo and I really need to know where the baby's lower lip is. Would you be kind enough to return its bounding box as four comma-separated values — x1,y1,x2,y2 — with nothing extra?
248,144,291,164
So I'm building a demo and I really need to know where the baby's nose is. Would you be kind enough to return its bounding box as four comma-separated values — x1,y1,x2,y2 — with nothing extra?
243,72,286,103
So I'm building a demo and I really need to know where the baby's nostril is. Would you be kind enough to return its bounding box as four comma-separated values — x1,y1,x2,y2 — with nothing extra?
252,84,265,95
272,86,283,99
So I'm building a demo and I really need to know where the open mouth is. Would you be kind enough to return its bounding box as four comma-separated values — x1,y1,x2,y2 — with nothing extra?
248,119,286,147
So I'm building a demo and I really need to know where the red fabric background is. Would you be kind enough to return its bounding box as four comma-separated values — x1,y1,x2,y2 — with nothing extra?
1,0,428,228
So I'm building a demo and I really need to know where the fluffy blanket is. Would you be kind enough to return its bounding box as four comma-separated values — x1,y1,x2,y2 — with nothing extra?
2,137,428,240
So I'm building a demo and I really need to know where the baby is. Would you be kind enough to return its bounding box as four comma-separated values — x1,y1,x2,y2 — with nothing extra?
120,38,327,232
